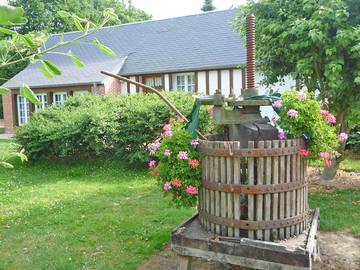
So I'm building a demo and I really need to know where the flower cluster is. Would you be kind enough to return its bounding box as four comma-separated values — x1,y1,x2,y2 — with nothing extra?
273,90,339,162
148,122,202,207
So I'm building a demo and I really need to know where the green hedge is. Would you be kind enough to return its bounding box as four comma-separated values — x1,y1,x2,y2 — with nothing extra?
347,126,360,153
15,92,212,163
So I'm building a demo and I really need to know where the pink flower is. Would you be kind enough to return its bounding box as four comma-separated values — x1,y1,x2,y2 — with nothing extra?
277,131,286,140
296,91,305,100
164,149,172,157
149,141,161,155
163,129,172,137
287,109,298,118
272,100,282,109
325,113,336,124
163,124,171,131
320,109,329,116
339,132,348,142
164,182,171,191
320,152,330,159
188,159,200,168
149,160,156,170
172,179,182,187
178,151,188,160
186,185,198,195
191,139,199,146
298,148,309,157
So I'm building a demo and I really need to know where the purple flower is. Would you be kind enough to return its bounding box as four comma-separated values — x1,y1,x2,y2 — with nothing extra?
164,182,171,191
164,149,172,157
177,151,188,160
149,160,156,170
272,100,282,109
149,141,161,155
339,132,348,142
191,139,199,146
287,109,298,118
163,129,172,137
278,131,286,140
296,91,305,100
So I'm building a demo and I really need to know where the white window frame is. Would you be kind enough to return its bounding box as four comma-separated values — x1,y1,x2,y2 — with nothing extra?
35,93,48,111
175,73,195,92
17,95,30,125
53,92,68,105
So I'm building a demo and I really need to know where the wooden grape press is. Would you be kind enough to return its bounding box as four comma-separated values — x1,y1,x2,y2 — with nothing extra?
102,14,320,270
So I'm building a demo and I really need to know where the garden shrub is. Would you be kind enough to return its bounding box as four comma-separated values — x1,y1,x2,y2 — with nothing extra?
16,92,213,163
347,126,360,153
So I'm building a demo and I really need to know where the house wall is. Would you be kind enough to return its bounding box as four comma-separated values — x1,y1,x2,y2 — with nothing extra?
3,84,94,134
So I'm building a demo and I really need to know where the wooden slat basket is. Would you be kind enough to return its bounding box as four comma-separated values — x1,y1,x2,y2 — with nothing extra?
197,138,309,241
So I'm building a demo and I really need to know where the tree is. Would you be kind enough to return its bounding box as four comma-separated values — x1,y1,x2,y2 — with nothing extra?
234,0,360,177
8,0,151,34
201,0,216,12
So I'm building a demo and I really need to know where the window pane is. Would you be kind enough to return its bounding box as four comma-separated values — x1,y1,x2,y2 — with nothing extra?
176,75,185,91
187,75,195,92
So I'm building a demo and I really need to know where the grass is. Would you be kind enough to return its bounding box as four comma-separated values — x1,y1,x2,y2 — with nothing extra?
309,189,360,237
0,139,359,269
0,139,193,270
309,157,360,172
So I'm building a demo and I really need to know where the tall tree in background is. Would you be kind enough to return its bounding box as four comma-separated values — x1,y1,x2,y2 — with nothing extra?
201,0,216,12
234,0,360,178
8,0,151,34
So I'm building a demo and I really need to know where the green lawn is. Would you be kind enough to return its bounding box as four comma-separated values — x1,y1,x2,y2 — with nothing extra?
0,140,193,270
0,139,359,269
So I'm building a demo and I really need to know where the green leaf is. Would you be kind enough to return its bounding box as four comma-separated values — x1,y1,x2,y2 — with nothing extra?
68,52,85,68
72,16,84,31
92,38,116,57
16,149,28,162
0,87,11,94
0,5,27,25
44,60,62,75
20,83,41,105
0,26,17,35
0,161,14,169
21,35,37,47
57,10,71,18
40,61,53,78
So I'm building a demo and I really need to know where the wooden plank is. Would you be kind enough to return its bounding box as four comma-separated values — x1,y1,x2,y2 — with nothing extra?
217,70,222,90
194,71,199,95
291,139,297,236
279,140,286,240
205,155,210,231
169,73,173,90
205,71,209,95
256,141,264,240
264,140,272,241
285,140,291,238
272,140,279,240
297,139,303,233
220,142,227,235
226,142,234,237
176,255,191,270
241,68,246,93
209,143,215,232
233,141,241,238
247,141,255,239
229,68,234,96
214,142,220,234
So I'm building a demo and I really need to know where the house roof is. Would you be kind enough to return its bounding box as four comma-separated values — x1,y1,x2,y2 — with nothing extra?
3,9,245,89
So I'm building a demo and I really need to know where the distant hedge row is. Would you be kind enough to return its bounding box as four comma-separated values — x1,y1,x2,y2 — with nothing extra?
16,92,212,163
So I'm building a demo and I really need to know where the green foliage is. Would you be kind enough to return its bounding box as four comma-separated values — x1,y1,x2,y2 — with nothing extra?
8,0,151,34
0,4,27,25
347,126,360,153
153,123,202,207
276,90,338,160
201,0,216,12
234,0,360,133
15,92,212,164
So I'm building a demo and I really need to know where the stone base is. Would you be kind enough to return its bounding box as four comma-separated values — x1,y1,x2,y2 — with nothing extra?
172,209,320,270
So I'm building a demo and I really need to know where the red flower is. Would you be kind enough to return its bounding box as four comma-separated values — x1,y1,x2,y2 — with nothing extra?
186,185,198,195
172,179,182,187
297,148,309,157
188,159,199,168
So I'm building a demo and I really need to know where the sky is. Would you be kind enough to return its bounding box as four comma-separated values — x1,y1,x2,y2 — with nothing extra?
0,0,247,20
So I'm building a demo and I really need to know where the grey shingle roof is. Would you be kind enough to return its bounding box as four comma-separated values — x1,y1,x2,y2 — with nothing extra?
3,9,245,89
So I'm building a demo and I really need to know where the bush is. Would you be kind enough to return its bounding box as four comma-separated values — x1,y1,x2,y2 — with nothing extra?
15,92,212,164
347,126,360,153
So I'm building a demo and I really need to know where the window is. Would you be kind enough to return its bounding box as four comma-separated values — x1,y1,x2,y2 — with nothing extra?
53,92,67,105
35,93,48,111
175,73,195,92
17,96,30,125
144,76,163,89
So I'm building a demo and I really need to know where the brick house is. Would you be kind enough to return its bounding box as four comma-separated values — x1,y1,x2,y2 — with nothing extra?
2,9,294,134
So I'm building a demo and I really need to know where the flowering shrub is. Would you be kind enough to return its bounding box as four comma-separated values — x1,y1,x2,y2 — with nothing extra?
149,122,202,207
274,90,339,162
